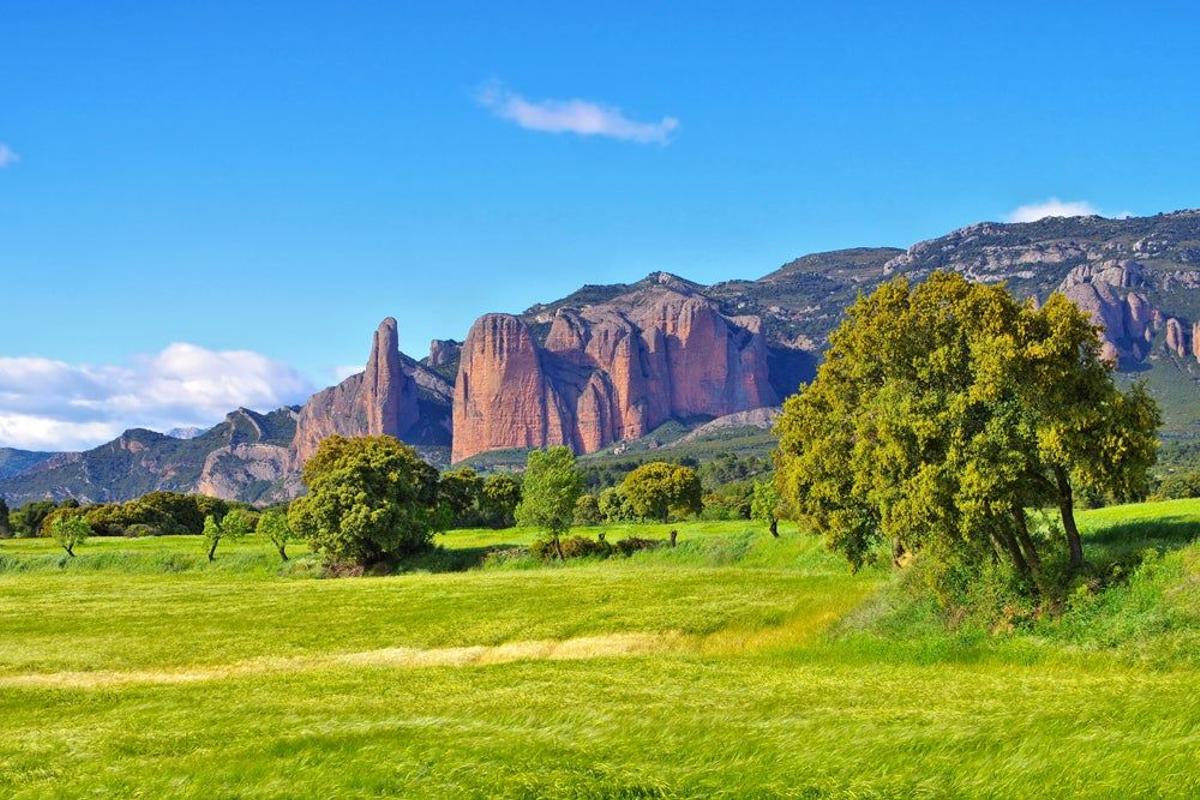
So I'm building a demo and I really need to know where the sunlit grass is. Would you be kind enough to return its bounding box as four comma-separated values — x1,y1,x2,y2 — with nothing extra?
1,505,1199,796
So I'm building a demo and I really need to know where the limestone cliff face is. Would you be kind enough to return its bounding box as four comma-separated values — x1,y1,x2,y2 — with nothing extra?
452,284,777,462
291,317,422,464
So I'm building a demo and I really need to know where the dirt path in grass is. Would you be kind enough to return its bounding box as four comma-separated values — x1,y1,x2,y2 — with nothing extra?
0,631,688,689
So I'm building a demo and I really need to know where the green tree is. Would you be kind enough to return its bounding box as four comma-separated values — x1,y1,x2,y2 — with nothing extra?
10,500,57,537
750,480,781,537
256,508,293,561
515,447,583,560
598,486,632,522
774,272,1159,600
480,473,521,528
288,435,445,565
48,512,90,556
619,462,703,523
573,493,601,526
0,497,10,538
202,510,250,561
440,467,484,527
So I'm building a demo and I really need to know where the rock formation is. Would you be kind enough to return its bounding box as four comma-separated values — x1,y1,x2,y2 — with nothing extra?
427,339,462,371
291,317,421,464
452,282,777,462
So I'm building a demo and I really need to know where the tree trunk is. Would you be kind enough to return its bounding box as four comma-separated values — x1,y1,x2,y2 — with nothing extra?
65,544,74,557
769,518,779,538
669,530,678,548
994,527,1031,582
1053,466,1086,571
279,546,289,562
553,535,564,561
1011,507,1041,575
208,540,219,562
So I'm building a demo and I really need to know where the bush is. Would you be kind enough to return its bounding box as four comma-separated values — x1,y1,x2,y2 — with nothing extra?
615,536,663,557
530,535,609,560
124,523,160,538
1153,469,1200,500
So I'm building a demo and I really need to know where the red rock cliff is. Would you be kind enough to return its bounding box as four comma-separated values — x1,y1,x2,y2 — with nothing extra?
451,285,777,462
292,317,421,464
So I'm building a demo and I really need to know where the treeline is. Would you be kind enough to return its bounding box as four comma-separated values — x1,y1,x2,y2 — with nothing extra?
0,492,242,539
0,435,781,566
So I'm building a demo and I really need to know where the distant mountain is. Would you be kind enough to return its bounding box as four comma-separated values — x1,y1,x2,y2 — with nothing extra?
5,210,1200,504
0,448,57,481
0,408,299,506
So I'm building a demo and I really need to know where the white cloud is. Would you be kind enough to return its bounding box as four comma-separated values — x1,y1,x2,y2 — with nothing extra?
0,344,314,451
333,364,363,382
1006,198,1132,223
477,82,678,144
0,143,18,168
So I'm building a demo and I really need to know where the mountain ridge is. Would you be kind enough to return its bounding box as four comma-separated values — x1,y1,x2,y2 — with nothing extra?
5,210,1200,505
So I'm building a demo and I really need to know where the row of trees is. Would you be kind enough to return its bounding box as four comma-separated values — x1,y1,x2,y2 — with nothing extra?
773,272,1159,600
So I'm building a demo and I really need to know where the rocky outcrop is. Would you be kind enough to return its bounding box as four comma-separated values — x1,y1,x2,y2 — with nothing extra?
452,282,777,462
291,318,422,464
426,339,462,371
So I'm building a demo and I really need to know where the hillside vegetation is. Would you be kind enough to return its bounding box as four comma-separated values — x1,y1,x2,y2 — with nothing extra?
2,502,1199,797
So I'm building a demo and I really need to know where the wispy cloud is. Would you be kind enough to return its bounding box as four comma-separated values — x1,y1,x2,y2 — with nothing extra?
1006,198,1132,223
333,364,363,382
477,82,678,144
0,143,19,168
0,345,314,451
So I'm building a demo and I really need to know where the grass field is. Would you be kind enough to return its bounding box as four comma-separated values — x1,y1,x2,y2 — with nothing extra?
2,508,1199,797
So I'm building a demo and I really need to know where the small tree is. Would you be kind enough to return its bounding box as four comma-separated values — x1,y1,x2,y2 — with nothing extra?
48,512,90,556
288,435,445,565
515,447,582,560
750,480,781,537
619,462,703,523
256,508,293,561
0,497,10,538
203,510,251,561
573,494,601,526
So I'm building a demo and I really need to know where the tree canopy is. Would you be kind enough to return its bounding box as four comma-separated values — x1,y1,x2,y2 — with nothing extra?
774,272,1159,597
288,435,446,565
515,447,583,555
619,462,702,523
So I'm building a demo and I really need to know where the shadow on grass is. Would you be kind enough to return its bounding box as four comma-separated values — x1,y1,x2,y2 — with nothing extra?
1085,516,1200,570
394,544,525,573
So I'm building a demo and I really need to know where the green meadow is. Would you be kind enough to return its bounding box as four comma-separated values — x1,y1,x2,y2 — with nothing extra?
2,507,1200,797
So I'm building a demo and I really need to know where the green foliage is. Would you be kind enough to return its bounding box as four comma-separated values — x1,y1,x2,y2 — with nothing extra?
515,447,582,542
598,486,633,522
256,509,293,561
288,435,445,565
0,497,9,538
10,500,58,537
573,494,601,526
440,467,485,527
750,480,781,535
619,462,703,522
1152,469,1200,501
479,473,521,528
47,511,90,556
774,272,1161,603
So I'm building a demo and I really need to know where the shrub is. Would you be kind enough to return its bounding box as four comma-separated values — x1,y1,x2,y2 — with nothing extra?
615,536,662,557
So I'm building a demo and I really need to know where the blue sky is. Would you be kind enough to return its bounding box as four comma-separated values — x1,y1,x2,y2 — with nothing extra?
2,1,1199,449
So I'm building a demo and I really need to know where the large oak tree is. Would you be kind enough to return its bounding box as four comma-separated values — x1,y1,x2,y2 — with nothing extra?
774,272,1159,594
